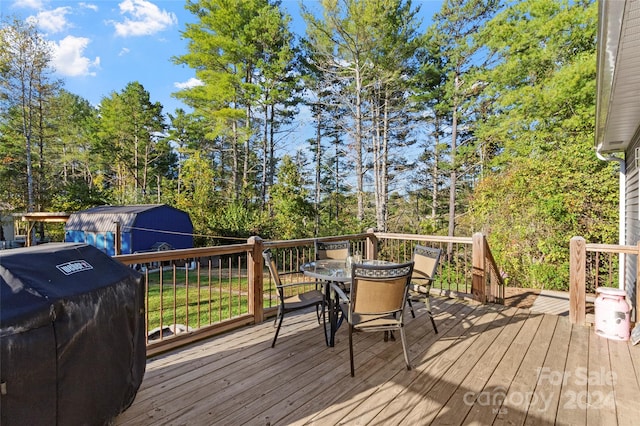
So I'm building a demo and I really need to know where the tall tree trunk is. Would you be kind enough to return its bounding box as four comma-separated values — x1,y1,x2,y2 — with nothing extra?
243,105,251,200
355,65,365,223
231,120,239,200
432,115,441,220
261,105,268,206
448,75,460,257
314,106,321,236
381,89,390,231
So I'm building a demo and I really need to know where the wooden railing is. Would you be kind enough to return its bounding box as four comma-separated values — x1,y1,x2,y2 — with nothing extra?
115,231,504,356
373,232,504,304
569,236,639,325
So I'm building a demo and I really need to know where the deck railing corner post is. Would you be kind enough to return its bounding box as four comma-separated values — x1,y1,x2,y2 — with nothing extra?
247,236,264,323
366,228,378,260
569,236,586,325
472,232,487,303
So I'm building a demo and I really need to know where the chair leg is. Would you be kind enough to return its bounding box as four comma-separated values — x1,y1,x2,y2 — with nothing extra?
271,309,285,348
428,311,438,334
316,298,325,324
399,326,411,371
424,296,438,334
321,302,329,346
349,325,355,377
407,298,416,318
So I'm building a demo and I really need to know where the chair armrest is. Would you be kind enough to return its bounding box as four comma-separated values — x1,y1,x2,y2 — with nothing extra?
277,281,318,289
280,270,303,277
329,282,349,303
411,271,435,281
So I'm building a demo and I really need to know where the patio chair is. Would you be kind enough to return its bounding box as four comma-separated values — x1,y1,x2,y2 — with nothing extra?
406,245,441,333
263,249,326,348
315,240,350,260
332,261,414,377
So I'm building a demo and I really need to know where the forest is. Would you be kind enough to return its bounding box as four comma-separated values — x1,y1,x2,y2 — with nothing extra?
0,0,617,290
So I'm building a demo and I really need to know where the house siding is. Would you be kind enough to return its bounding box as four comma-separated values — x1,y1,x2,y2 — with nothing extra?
626,135,640,320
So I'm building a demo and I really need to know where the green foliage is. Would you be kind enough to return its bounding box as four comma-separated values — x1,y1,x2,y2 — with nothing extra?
266,155,315,240
96,82,167,204
462,0,612,290
210,201,260,240
49,179,109,212
174,151,217,245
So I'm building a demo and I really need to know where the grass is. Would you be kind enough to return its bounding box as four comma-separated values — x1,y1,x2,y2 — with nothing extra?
142,267,310,332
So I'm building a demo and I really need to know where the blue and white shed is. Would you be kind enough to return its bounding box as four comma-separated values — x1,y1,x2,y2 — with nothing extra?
64,204,193,256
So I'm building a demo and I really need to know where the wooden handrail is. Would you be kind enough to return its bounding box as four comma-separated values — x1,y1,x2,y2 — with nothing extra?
585,243,638,254
373,232,473,244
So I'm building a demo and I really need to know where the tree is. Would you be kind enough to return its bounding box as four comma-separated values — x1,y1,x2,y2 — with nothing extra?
47,90,108,211
0,17,60,212
302,0,378,224
175,0,298,204
267,154,315,239
175,150,217,246
467,0,617,288
302,0,423,231
96,82,166,203
426,0,500,251
365,0,422,232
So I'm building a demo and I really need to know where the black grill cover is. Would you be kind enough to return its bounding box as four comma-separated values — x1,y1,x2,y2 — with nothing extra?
0,243,145,425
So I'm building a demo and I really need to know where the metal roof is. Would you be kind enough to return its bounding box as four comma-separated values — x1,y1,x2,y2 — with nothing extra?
65,204,166,232
596,0,640,154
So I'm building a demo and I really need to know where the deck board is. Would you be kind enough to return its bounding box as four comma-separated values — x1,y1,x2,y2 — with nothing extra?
609,338,640,425
462,312,544,425
555,322,589,425
493,314,559,426
115,297,640,426
430,308,529,425
587,330,617,425
524,315,572,425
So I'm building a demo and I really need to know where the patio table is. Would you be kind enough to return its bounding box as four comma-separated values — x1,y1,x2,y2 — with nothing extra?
301,259,396,347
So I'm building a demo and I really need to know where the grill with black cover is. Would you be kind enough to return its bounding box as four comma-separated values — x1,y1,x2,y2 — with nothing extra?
0,243,145,425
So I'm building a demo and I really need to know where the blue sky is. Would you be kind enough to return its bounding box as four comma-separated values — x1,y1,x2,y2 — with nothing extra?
2,0,441,142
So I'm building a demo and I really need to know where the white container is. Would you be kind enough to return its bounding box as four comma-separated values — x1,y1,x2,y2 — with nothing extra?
594,287,630,341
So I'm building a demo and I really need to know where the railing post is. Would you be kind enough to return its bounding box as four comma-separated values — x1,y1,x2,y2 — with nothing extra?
472,232,487,303
114,221,121,256
247,236,264,323
569,236,586,325
366,228,378,260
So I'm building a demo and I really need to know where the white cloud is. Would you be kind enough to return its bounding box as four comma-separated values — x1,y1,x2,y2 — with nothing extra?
118,47,130,56
30,7,72,34
174,78,204,90
12,0,46,9
111,0,177,37
79,2,99,12
50,36,100,77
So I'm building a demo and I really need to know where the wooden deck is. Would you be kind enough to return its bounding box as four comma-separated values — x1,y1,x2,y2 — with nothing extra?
115,297,640,425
